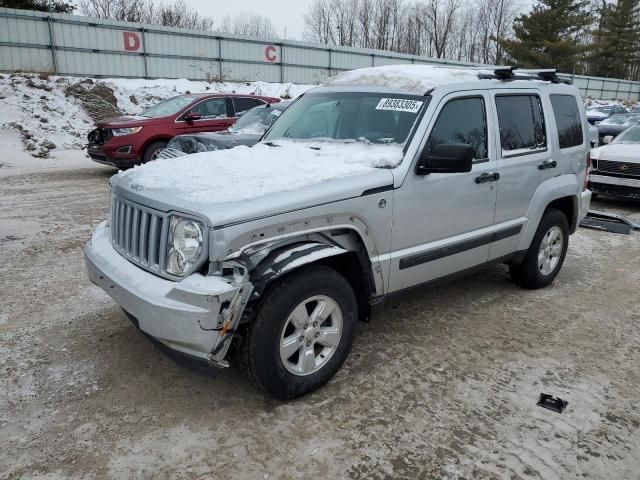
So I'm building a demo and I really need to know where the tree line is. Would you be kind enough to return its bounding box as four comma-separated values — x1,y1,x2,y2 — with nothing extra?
304,0,640,80
0,0,278,37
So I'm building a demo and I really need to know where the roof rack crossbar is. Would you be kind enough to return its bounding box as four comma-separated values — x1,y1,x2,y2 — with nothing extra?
478,67,572,85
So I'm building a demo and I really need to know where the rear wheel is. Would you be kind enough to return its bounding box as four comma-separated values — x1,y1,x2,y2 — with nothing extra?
509,208,569,289
238,265,357,400
142,141,167,164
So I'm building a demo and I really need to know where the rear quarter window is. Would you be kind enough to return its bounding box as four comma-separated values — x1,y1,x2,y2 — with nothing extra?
550,95,584,149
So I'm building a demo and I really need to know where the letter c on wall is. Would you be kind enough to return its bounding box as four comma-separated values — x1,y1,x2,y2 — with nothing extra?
123,32,141,52
265,45,277,62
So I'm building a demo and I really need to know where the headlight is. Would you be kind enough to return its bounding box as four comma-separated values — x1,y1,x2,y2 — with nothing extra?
166,217,204,276
112,126,143,136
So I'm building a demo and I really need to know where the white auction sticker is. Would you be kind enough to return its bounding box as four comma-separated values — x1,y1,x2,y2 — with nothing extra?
375,98,423,113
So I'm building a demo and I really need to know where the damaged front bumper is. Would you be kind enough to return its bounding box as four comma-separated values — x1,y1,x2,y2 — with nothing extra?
84,222,252,367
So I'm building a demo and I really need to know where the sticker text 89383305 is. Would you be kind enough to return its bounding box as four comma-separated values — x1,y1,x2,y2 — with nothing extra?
375,98,424,114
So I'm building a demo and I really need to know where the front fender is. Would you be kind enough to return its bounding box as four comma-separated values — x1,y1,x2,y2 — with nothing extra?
249,242,347,300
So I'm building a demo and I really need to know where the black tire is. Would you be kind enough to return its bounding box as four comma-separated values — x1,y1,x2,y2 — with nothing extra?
238,265,357,400
509,208,569,289
142,140,167,164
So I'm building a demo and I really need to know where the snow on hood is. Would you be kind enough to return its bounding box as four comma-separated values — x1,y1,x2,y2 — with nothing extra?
592,143,640,162
324,65,491,94
116,140,404,206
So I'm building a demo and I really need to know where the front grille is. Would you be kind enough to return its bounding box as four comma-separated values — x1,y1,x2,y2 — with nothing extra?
110,195,168,273
594,159,640,178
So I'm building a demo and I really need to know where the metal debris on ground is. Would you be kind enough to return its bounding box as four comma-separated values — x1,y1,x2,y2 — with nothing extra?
537,393,569,413
579,210,640,235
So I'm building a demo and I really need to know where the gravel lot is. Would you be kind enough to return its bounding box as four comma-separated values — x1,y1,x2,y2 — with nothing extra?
1,164,639,480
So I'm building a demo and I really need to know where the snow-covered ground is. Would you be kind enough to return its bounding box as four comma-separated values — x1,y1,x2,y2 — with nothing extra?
0,73,313,174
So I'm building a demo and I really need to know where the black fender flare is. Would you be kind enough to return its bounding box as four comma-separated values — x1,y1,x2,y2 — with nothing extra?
249,242,348,301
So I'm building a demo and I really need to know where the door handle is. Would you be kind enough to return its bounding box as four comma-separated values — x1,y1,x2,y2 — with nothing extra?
538,160,557,170
475,172,500,183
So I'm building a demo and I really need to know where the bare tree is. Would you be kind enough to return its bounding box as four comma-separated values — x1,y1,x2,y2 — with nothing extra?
156,1,214,30
219,12,278,38
303,0,520,64
77,0,214,30
303,0,335,44
417,0,462,58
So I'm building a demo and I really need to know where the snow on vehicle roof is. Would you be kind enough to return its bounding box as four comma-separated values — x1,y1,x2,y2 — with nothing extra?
324,65,493,95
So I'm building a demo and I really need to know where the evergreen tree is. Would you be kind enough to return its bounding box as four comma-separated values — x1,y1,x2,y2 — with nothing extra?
590,0,640,80
500,0,592,73
0,0,74,13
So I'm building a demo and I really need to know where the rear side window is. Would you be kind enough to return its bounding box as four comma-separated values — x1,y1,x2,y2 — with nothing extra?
550,94,584,148
426,97,487,161
495,95,546,154
234,97,265,116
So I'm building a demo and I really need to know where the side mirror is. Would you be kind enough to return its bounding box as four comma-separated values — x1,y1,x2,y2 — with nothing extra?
603,135,614,144
416,143,474,175
182,112,202,122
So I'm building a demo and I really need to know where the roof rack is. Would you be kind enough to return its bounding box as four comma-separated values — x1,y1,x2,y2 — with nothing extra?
478,67,572,85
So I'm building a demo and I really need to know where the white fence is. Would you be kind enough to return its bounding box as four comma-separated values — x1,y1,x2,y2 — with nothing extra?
1,7,639,101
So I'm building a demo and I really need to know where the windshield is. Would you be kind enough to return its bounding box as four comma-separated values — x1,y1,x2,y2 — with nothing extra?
263,92,427,145
601,114,640,126
140,95,197,118
229,105,284,135
612,125,640,144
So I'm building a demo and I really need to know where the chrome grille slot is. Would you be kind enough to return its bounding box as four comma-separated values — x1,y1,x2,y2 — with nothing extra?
110,194,168,273
595,159,640,177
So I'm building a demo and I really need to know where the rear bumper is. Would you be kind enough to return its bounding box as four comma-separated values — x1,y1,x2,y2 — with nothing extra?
84,222,252,365
589,174,640,200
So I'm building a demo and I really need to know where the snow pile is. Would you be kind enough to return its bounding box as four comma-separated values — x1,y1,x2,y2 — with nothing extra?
0,73,314,159
0,74,94,158
325,65,491,94
117,139,403,204
584,98,639,109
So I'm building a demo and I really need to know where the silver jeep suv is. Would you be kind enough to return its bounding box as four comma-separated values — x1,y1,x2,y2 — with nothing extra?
85,65,591,399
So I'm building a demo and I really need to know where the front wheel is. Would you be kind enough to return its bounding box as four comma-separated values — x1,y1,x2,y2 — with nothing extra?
238,265,357,400
509,208,569,289
142,141,167,164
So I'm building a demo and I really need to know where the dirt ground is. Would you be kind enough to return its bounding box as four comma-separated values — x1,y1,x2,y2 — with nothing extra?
1,163,639,480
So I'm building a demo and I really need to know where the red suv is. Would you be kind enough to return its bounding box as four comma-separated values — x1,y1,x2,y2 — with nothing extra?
87,93,280,169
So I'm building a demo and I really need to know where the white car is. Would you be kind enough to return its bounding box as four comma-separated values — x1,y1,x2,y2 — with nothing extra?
589,124,640,200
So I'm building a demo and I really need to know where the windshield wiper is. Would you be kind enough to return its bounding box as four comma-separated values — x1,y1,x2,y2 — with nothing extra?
263,141,281,147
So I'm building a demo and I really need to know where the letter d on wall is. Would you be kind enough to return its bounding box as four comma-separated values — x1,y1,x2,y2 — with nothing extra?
123,32,141,52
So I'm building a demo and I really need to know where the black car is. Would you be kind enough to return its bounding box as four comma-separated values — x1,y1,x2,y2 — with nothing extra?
586,104,628,125
595,113,640,144
159,101,292,158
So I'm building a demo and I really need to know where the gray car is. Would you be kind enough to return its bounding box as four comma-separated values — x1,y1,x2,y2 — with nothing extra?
85,65,591,399
159,101,292,158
